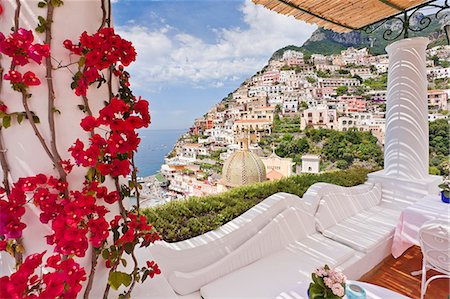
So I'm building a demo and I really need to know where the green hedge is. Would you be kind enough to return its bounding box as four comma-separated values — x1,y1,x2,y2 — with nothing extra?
143,167,375,242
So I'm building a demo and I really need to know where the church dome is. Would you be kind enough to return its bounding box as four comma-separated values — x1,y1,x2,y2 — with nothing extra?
221,150,266,188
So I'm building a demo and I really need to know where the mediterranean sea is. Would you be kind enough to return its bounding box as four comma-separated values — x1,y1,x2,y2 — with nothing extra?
134,129,186,177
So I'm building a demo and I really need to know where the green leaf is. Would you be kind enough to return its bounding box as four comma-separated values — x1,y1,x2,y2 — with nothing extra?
121,258,127,267
86,168,95,182
110,249,118,261
2,115,11,129
124,242,133,254
52,107,61,114
102,249,110,260
113,229,119,242
77,104,85,111
32,115,40,124
141,269,149,283
38,16,46,25
308,284,325,299
50,0,64,7
35,26,45,33
78,56,86,67
108,271,132,291
17,113,24,124
37,1,46,8
71,81,78,90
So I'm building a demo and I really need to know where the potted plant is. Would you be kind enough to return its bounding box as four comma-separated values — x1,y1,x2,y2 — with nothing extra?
439,178,450,204
309,264,346,299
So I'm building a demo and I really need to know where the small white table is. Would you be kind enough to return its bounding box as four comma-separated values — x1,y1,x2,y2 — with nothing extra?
391,195,450,258
276,280,411,299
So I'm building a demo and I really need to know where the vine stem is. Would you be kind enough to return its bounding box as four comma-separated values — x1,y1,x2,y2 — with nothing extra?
0,61,12,195
44,2,68,188
83,246,99,299
102,177,128,299
0,129,11,195
14,0,21,31
21,93,55,168
99,0,107,30
123,249,139,299
114,177,128,220
7,0,25,268
82,95,94,117
131,153,140,211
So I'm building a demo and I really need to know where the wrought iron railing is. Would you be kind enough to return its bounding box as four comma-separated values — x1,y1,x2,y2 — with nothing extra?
361,0,449,41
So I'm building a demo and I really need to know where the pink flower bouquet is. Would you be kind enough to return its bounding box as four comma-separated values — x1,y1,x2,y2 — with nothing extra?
309,264,347,299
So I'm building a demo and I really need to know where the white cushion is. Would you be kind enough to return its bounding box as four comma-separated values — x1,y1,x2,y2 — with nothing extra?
294,233,355,265
315,184,382,231
321,215,394,253
200,236,355,299
366,206,402,228
200,239,355,299
169,207,316,295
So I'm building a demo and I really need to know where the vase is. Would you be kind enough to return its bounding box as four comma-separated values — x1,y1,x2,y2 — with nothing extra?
442,191,450,204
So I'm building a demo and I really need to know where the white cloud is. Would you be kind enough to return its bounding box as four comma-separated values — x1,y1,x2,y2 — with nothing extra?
117,0,316,91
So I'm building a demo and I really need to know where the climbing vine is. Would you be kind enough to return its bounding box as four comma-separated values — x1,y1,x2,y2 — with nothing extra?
0,1,161,298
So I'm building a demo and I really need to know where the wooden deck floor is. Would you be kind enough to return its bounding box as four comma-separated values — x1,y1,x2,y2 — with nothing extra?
360,246,449,299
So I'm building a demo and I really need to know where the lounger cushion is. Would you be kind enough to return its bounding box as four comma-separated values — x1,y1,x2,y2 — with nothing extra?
169,207,316,295
321,215,394,253
315,184,382,231
200,234,355,299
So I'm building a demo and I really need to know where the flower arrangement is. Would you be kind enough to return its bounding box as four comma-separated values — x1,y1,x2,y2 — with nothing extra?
439,177,449,203
309,264,347,299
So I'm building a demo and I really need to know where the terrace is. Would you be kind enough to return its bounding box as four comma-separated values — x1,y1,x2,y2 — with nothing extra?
137,1,450,298
0,0,449,298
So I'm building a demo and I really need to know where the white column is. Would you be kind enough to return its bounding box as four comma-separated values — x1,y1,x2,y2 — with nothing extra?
384,37,429,180
368,37,442,200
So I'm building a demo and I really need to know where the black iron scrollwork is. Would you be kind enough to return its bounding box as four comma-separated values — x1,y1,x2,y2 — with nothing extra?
361,0,449,41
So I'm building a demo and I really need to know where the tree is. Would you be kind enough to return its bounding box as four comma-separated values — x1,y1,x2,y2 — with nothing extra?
306,76,316,84
336,160,349,169
353,85,366,96
336,85,349,96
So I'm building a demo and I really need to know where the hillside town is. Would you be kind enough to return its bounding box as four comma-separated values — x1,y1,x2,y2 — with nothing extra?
146,45,450,203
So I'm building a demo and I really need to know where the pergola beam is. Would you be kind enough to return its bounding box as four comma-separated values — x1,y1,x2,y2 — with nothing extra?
377,0,405,11
275,0,358,31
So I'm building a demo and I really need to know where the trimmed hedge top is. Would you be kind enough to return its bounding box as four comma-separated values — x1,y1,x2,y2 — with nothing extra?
142,167,374,242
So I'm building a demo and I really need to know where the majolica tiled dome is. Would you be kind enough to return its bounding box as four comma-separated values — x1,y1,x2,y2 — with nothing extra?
221,150,266,187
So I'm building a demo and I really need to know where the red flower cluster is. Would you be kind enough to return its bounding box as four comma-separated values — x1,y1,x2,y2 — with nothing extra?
0,103,8,113
4,70,41,87
46,182,118,256
114,213,160,249
146,261,162,279
64,28,136,96
0,252,86,299
0,180,29,239
69,96,150,178
0,23,160,297
0,28,49,66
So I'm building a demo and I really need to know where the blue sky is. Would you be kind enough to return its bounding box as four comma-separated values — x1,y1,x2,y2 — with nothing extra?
112,0,316,130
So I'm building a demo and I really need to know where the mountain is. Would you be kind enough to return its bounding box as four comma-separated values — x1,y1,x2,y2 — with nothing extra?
272,14,447,59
